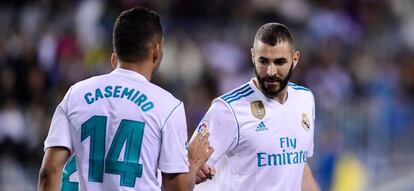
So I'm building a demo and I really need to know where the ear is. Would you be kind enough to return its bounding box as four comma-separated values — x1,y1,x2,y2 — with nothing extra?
111,53,117,69
293,51,300,69
152,43,160,64
251,48,255,65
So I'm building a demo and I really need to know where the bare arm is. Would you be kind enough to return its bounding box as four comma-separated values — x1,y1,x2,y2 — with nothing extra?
161,171,196,191
162,133,213,191
302,163,319,191
38,147,71,191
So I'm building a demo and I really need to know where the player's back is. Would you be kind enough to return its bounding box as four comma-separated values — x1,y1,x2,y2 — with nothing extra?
62,68,187,190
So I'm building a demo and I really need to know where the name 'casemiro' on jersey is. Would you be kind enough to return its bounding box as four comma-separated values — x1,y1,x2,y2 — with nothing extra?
39,7,213,191
44,68,191,191
83,85,154,112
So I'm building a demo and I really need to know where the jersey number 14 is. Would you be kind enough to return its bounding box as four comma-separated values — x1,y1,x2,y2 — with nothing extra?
81,115,145,187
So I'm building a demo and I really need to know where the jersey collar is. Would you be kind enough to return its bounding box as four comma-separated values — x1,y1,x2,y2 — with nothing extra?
111,68,149,82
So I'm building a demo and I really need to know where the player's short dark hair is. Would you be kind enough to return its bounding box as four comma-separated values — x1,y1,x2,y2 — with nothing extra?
254,23,294,49
113,7,163,63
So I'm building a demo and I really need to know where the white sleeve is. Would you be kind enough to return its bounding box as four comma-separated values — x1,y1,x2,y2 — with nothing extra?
191,99,238,166
159,102,189,173
307,93,316,157
44,87,73,153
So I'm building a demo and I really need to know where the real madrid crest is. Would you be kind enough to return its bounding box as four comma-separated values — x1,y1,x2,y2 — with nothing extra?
301,113,310,130
250,101,266,120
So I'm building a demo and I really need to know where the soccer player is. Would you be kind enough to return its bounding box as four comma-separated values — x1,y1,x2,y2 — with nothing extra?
193,23,318,191
38,7,213,191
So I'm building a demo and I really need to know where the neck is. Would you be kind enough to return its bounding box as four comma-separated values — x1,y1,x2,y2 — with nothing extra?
117,61,153,81
253,78,288,104
275,88,288,104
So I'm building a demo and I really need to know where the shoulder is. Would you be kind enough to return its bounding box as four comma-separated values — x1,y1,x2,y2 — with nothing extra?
133,82,183,119
206,82,255,121
288,82,315,104
125,81,182,118
149,83,180,101
288,82,311,92
219,83,255,105
288,82,313,96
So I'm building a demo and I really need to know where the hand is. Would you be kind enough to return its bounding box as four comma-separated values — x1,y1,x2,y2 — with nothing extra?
196,164,216,184
188,132,214,173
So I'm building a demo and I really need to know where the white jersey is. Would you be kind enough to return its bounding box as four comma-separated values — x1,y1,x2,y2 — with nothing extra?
44,68,189,191
193,79,315,191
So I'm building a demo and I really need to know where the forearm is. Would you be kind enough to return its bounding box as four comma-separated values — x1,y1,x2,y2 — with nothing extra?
302,177,319,191
184,164,199,190
302,164,319,191
162,171,195,191
38,167,62,191
38,147,70,191
162,164,199,191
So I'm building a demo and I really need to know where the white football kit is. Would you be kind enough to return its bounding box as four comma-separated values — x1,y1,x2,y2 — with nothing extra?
194,79,315,191
44,68,189,191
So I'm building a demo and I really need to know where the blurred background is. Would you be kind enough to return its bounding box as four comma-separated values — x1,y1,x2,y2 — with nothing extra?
0,0,413,190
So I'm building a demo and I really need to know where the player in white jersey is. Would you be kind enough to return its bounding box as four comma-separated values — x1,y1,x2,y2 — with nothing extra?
38,7,213,191
193,23,319,191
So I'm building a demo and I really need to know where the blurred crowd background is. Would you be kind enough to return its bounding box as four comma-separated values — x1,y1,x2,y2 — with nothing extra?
0,0,414,190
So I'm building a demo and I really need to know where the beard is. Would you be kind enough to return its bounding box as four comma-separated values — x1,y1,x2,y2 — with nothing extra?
255,63,293,98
